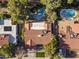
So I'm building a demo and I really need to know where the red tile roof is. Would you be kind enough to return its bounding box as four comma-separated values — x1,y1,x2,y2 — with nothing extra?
0,8,8,13
0,34,9,46
59,20,79,49
0,0,8,3
24,22,52,46
71,24,79,33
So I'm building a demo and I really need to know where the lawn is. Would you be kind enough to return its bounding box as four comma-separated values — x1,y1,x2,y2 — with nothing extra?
36,52,45,57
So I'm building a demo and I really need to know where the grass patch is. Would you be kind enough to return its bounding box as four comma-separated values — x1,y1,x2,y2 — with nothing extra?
36,52,45,57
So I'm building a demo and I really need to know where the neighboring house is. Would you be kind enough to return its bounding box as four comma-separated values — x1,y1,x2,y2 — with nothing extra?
24,21,52,49
0,34,9,48
58,20,79,57
0,0,8,3
0,19,17,47
0,8,8,13
0,0,8,13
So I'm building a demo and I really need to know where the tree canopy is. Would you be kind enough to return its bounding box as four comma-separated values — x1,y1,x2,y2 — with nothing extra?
44,36,58,57
45,0,61,12
0,12,4,19
44,36,60,59
40,0,47,5
40,0,61,22
47,11,57,21
67,0,73,4
8,0,29,22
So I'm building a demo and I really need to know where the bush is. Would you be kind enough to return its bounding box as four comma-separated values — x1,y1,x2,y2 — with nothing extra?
50,54,61,59
36,52,45,57
3,14,11,19
0,45,12,58
0,3,7,7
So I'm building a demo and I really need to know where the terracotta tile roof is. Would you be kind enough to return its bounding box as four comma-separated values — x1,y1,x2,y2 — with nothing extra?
0,34,9,46
71,24,79,33
24,22,52,46
0,8,8,13
59,20,79,49
0,0,8,3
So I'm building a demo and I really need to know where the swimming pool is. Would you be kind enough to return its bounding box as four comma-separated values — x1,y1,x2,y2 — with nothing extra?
60,9,77,19
30,7,45,20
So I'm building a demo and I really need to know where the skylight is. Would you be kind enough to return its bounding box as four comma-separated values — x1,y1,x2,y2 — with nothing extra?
4,26,12,31
31,22,47,30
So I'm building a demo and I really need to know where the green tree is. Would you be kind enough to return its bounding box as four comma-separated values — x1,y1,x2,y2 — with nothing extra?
41,0,61,22
44,42,51,56
50,54,61,59
0,45,12,57
40,0,61,12
0,12,4,19
19,0,28,5
8,0,29,23
47,11,57,22
44,36,59,59
40,0,47,5
0,44,17,58
45,0,61,13
67,0,73,4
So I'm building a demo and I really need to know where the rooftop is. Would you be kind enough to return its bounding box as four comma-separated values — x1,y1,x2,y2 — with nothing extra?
0,34,9,47
0,0,8,3
0,19,17,44
24,21,52,46
0,8,8,13
59,20,79,49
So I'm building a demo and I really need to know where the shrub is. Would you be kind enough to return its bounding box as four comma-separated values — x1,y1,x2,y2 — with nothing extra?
36,52,45,57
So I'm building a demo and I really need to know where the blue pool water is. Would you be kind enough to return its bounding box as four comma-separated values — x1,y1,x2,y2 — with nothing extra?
31,7,45,20
60,9,76,19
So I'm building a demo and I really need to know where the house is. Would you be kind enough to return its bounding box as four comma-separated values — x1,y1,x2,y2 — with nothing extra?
58,20,79,57
0,0,8,13
0,34,9,48
0,8,8,13
24,21,52,49
0,19,17,47
0,0,8,3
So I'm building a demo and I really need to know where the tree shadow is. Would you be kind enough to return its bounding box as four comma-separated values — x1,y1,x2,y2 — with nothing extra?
61,0,68,7
52,21,77,58
71,0,79,9
52,20,59,35
59,37,77,58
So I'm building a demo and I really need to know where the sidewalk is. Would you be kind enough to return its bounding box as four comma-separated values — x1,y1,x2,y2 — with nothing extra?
62,58,79,59
8,57,49,59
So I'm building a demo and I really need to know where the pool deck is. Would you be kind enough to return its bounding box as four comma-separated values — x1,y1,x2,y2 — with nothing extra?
75,10,79,18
